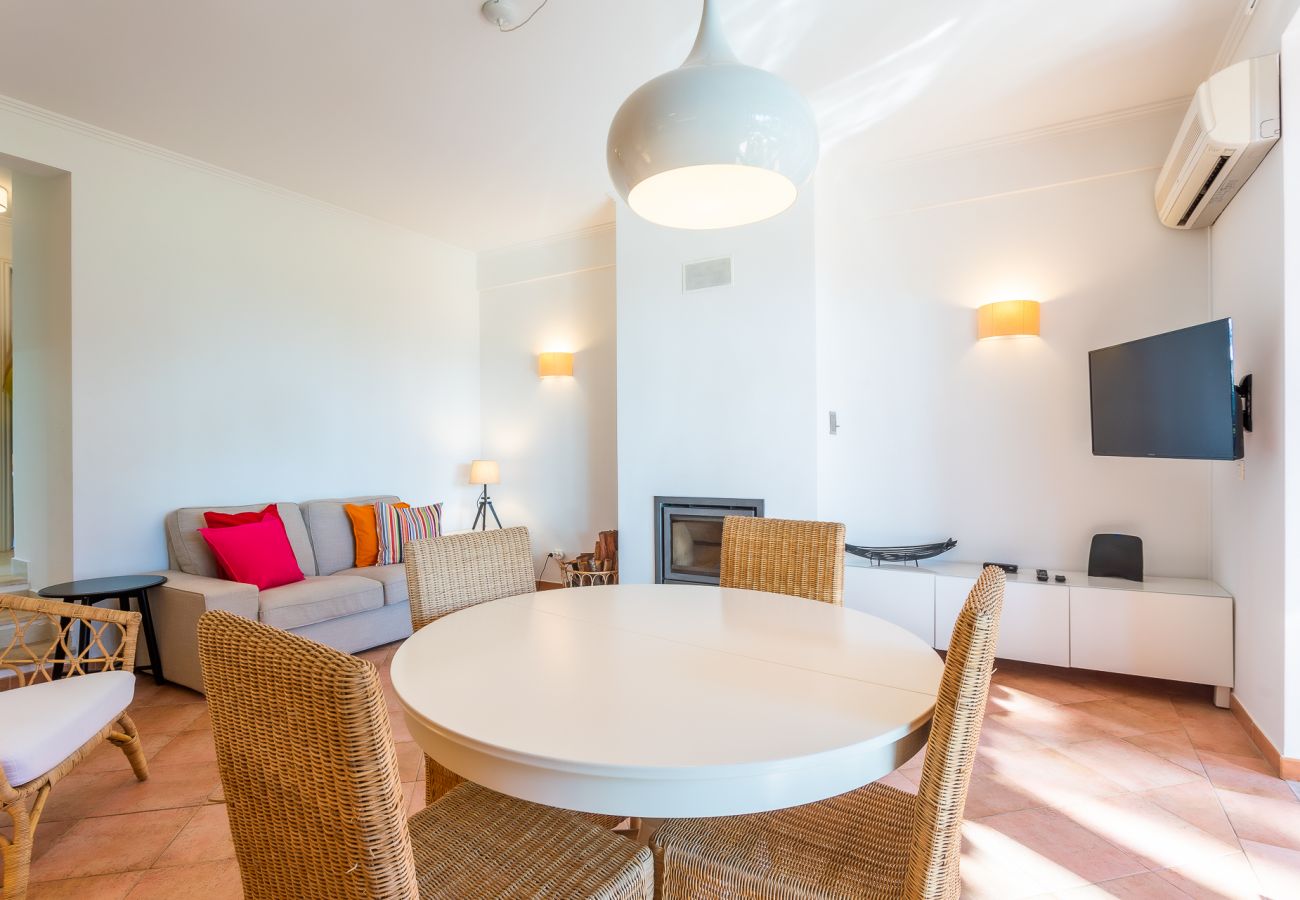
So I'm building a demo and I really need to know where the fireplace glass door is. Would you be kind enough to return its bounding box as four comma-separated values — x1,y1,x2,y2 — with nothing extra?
667,513,724,582
655,497,764,585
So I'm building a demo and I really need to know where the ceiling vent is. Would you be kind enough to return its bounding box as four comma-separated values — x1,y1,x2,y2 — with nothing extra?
683,257,733,292
1154,54,1279,230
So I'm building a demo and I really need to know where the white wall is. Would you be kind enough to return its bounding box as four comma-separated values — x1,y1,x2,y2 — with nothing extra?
0,96,482,580
1236,0,1300,60
615,194,819,583
1287,19,1300,762
478,227,617,578
1286,9,1300,763
11,171,72,589
1208,0,1300,758
1211,147,1285,753
816,109,1213,575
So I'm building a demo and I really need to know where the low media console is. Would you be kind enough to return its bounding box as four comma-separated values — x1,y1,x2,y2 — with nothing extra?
845,558,1233,708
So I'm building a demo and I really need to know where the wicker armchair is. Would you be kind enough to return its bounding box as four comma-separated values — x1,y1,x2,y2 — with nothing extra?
197,610,653,900
402,527,625,827
719,516,846,605
0,594,149,900
650,565,1007,899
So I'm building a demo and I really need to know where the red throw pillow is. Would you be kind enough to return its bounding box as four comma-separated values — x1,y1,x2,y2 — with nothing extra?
199,517,305,591
204,503,280,529
203,505,285,578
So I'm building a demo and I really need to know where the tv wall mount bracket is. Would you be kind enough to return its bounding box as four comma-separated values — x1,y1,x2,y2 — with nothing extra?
1237,374,1253,433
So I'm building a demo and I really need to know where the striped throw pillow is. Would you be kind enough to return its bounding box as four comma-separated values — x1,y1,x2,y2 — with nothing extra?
376,501,443,565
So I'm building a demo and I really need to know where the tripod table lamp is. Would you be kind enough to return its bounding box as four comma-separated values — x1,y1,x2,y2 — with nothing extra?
469,459,502,530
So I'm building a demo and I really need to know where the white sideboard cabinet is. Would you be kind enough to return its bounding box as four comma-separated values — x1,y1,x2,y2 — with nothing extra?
843,564,935,646
935,576,1070,667
842,558,1233,707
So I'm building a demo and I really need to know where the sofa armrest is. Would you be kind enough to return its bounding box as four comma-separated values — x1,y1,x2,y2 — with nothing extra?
151,571,258,616
145,570,259,694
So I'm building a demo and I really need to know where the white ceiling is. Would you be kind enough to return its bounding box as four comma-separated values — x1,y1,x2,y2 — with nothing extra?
0,0,1242,250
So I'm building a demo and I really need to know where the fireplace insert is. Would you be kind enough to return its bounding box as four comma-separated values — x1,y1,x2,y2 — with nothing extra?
654,496,764,585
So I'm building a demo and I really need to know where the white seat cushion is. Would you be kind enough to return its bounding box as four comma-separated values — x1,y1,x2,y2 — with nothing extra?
0,670,135,787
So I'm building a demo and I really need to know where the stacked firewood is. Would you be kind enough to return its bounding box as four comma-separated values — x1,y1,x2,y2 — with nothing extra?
563,530,618,586
595,530,617,572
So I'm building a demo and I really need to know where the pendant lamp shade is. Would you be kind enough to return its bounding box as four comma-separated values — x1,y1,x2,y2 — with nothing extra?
607,0,819,230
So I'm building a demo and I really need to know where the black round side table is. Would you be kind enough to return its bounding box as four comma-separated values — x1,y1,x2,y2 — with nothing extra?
38,574,168,684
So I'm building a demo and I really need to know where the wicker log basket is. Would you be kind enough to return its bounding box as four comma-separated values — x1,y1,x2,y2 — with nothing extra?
561,561,618,587
562,530,618,587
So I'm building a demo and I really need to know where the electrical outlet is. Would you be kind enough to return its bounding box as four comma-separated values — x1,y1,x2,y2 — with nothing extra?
552,548,565,561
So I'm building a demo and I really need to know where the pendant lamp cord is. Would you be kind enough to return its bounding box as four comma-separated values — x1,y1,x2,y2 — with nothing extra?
496,0,548,32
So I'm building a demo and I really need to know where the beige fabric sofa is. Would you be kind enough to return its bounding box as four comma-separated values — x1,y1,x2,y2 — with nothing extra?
150,495,413,693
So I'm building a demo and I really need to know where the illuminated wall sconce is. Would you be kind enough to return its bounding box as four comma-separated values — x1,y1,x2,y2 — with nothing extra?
538,351,574,377
977,300,1041,340
0,186,8,214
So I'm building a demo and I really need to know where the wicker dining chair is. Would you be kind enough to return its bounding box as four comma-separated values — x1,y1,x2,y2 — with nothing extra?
403,528,627,827
197,610,653,900
650,564,1007,900
0,594,149,900
719,516,846,605
405,527,535,634
403,526,537,806
403,526,622,830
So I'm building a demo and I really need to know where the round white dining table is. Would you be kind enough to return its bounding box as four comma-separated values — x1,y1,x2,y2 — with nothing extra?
390,583,943,819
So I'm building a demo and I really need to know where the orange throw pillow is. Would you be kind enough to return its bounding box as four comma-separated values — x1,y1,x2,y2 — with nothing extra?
345,502,407,568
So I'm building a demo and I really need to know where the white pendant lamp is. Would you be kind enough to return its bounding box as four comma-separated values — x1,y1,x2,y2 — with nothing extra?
607,0,819,230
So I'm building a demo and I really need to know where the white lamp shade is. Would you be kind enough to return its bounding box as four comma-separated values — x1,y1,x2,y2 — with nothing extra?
469,460,500,485
607,0,818,230
0,186,8,214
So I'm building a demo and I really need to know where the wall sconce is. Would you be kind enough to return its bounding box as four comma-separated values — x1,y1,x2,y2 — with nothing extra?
0,187,8,214
538,351,574,377
977,300,1040,340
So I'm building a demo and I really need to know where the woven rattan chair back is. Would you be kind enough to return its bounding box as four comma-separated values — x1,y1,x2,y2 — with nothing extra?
197,610,420,900
403,526,546,806
404,526,535,633
1,594,148,900
904,565,1005,899
718,516,846,605
0,593,140,686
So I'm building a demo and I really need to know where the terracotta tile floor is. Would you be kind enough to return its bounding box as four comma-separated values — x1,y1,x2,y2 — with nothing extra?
8,648,1300,898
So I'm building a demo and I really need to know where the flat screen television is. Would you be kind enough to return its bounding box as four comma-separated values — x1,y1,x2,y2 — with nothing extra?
1089,319,1244,461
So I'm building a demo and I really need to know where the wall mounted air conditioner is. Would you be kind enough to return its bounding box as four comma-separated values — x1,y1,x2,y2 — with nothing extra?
1155,54,1280,230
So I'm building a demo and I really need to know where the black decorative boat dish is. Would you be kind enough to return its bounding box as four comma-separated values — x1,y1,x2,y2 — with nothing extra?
845,538,957,566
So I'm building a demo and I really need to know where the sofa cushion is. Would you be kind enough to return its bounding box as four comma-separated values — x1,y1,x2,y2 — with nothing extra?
259,575,383,630
168,502,317,578
0,671,135,786
335,564,408,607
377,502,443,566
301,496,400,576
